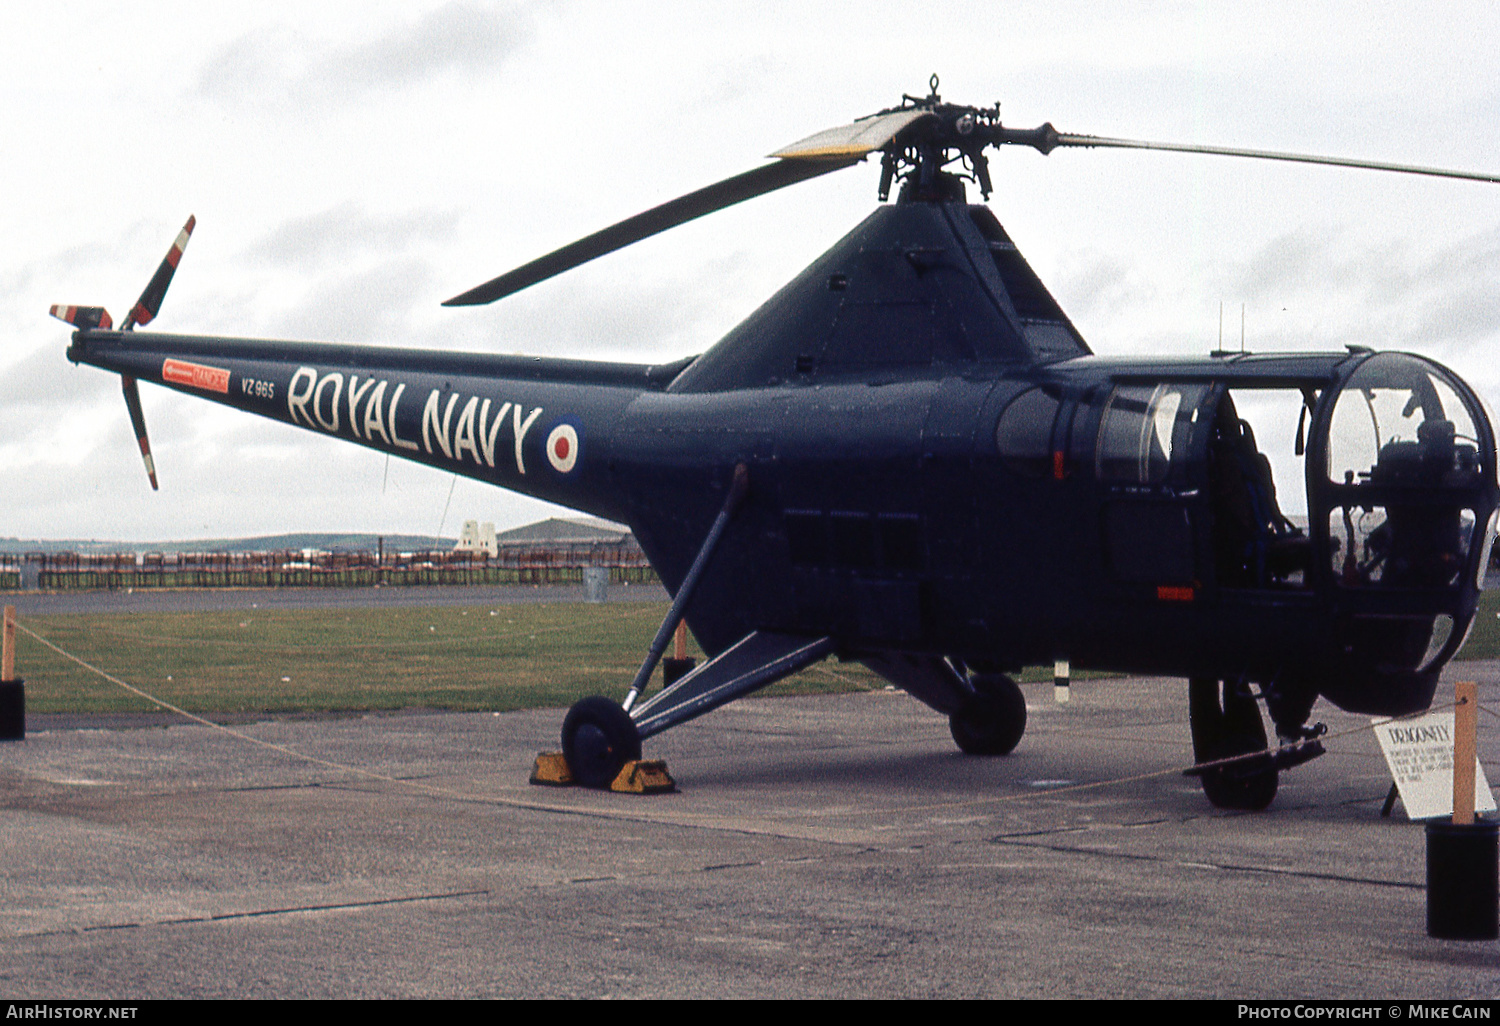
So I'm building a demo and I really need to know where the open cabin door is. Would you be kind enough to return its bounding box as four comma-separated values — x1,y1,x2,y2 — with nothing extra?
1095,381,1319,595
1205,387,1315,592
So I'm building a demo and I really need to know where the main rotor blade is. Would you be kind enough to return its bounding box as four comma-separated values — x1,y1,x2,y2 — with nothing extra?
770,108,934,159
1048,131,1500,184
443,156,858,306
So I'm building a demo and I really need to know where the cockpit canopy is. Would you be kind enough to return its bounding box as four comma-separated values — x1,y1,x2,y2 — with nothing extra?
1324,354,1495,593
1327,355,1485,493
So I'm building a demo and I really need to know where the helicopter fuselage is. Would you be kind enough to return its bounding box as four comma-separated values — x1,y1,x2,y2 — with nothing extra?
67,337,1498,724
65,199,1500,731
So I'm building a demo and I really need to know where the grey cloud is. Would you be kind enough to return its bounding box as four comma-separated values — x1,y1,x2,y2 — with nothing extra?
1409,283,1500,353
1233,228,1345,302
1208,223,1500,355
1035,216,1500,363
330,3,532,88
194,3,531,106
0,389,130,487
193,30,291,102
443,255,749,364
1051,250,1156,324
245,204,461,268
266,257,436,342
3,222,181,326
0,345,116,412
1394,229,1500,351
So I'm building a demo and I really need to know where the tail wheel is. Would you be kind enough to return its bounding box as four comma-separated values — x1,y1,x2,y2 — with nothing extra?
562,696,642,789
949,673,1027,755
1188,677,1278,811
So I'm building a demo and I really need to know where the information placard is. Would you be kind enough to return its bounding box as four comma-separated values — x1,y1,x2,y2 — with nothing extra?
1373,710,1496,821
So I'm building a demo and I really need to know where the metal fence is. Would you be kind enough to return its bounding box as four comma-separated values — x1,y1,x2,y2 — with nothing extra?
15,544,657,591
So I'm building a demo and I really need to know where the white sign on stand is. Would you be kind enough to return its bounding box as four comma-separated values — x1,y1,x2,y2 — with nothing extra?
1373,710,1496,821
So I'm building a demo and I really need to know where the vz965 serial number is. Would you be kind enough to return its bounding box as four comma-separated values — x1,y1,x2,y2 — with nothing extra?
241,378,276,399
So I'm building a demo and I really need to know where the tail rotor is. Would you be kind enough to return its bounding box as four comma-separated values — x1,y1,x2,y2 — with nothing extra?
49,215,196,491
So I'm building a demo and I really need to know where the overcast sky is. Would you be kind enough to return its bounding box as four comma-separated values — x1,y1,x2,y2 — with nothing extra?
5,1,1500,542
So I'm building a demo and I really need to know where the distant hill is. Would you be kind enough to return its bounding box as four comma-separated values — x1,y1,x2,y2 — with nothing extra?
0,533,457,556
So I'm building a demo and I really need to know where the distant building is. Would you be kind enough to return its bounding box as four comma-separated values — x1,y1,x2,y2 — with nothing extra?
494,517,633,547
454,520,498,558
454,516,643,563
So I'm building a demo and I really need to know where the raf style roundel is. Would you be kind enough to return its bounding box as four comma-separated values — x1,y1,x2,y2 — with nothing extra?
546,422,580,473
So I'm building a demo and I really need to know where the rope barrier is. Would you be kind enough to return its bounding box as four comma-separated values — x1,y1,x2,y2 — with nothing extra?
11,617,1497,826
848,706,1461,817
15,620,645,819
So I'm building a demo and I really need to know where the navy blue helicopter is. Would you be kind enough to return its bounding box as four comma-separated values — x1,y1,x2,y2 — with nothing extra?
55,80,1500,808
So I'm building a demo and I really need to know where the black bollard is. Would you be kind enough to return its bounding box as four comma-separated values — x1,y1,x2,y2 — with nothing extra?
0,678,23,741
662,658,696,687
1426,817,1499,940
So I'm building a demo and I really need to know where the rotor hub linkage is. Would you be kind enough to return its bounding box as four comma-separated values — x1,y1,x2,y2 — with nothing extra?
875,77,1005,201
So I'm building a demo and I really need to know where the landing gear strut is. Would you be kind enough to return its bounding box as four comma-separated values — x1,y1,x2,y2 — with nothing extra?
949,673,1027,756
1188,677,1278,811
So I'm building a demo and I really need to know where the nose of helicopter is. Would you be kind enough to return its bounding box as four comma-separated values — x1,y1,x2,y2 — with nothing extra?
1311,352,1500,713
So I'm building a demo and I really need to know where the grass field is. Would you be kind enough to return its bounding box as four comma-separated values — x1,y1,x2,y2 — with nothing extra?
11,600,889,715
1445,588,1500,660
13,589,1499,716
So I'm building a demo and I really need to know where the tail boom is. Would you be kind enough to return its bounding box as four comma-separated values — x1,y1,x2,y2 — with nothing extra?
67,329,686,519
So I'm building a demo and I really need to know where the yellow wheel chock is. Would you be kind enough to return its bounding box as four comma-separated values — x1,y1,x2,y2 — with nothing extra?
529,752,675,794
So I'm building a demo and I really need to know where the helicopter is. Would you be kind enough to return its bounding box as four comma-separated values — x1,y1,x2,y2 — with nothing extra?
54,78,1500,809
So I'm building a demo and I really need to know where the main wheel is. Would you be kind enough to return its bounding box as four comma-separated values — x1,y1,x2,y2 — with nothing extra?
949,673,1027,755
561,696,642,789
1188,677,1278,811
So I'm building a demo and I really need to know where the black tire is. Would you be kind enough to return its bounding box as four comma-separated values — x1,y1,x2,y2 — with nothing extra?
561,696,642,789
949,673,1027,755
1200,760,1278,811
1189,678,1278,811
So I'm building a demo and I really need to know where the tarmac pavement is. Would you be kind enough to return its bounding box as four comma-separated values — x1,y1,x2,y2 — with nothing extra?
1,662,1498,999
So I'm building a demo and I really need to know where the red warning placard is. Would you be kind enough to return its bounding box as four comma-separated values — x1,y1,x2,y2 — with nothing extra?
162,358,231,394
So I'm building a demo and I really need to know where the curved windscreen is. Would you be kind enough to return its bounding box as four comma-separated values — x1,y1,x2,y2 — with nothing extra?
1327,356,1482,488
1096,383,1209,484
1326,355,1486,588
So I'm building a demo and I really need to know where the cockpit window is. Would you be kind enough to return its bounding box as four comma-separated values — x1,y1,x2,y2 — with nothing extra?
1326,355,1487,589
1096,383,1209,484
1327,357,1482,487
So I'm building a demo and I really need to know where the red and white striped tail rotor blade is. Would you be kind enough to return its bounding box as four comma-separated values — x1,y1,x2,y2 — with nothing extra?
121,375,159,491
123,214,195,330
48,305,114,330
